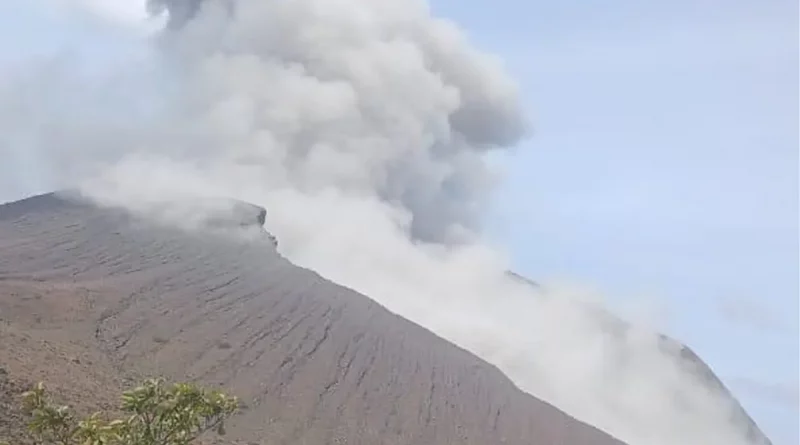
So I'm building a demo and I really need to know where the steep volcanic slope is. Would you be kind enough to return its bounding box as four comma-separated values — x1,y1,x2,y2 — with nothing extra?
505,272,772,445
0,192,625,445
585,308,771,445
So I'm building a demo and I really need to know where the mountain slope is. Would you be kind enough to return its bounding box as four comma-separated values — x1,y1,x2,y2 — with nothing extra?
0,192,625,445
505,271,772,445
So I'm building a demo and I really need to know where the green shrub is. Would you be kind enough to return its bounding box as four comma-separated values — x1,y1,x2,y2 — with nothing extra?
16,378,238,445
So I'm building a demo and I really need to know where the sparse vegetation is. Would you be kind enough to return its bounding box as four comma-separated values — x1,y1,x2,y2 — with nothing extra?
9,378,238,445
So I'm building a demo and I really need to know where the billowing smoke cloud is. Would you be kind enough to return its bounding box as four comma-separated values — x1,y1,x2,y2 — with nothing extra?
1,1,768,444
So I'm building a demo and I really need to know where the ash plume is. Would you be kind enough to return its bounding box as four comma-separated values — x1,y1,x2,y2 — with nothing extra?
0,1,770,444
140,0,528,244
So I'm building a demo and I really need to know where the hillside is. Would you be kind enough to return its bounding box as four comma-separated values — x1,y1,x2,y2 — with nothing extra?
506,272,771,445
0,192,625,445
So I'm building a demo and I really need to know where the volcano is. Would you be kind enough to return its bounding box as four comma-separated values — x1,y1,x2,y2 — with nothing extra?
0,191,627,445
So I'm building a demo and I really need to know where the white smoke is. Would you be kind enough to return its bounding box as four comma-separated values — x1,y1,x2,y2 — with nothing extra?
1,1,767,444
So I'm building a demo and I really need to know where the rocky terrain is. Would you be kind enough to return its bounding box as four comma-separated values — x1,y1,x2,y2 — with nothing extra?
0,192,626,445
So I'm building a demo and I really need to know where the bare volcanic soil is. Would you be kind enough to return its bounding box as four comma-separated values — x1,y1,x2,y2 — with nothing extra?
0,192,626,445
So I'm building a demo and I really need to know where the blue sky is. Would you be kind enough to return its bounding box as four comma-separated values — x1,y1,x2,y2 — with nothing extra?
428,0,798,442
1,1,797,443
